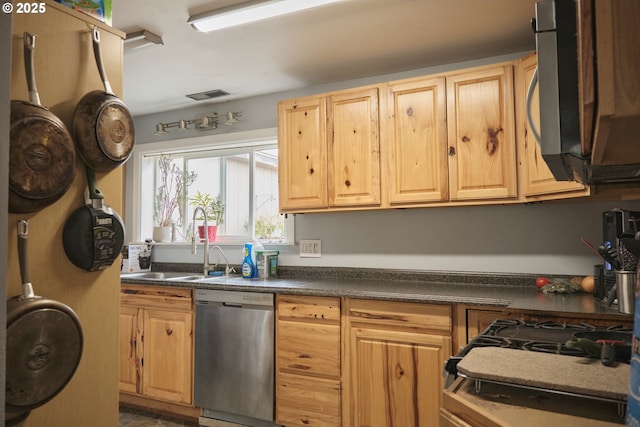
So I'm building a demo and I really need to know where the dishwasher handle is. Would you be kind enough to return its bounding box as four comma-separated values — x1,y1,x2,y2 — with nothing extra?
222,302,243,308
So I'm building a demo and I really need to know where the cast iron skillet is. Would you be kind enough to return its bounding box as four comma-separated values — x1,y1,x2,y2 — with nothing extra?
72,28,135,171
6,220,83,420
63,166,125,271
9,33,76,213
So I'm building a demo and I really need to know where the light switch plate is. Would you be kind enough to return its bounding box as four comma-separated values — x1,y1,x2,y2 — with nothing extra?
300,239,321,257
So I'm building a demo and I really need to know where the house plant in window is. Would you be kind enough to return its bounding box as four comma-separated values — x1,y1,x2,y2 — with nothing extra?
153,155,196,242
189,191,225,242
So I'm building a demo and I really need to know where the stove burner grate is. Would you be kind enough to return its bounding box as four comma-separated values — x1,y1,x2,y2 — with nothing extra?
534,320,595,332
522,340,589,357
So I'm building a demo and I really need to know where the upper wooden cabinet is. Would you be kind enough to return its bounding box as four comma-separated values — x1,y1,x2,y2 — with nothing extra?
278,87,381,212
446,65,517,201
515,53,589,200
278,96,328,211
278,56,632,213
328,87,381,207
385,76,449,204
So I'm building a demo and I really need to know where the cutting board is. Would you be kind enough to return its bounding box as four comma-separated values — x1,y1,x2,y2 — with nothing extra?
456,347,630,402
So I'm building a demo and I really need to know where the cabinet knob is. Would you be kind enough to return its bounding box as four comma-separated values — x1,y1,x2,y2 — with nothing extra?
448,146,456,156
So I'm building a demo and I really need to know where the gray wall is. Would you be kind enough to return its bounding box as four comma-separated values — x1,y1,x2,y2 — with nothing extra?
1,5,11,424
151,201,640,276
128,51,640,277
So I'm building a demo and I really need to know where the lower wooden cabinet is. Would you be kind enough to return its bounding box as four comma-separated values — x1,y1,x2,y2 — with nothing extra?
119,284,194,405
276,294,342,427
344,299,452,427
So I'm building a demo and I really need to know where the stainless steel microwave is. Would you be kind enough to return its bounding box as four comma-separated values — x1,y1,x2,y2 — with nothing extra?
532,0,640,185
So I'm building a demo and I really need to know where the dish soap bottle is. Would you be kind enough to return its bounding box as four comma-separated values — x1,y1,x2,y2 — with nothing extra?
241,242,256,279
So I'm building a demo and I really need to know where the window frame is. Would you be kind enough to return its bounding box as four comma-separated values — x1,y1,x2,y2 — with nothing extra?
129,127,293,245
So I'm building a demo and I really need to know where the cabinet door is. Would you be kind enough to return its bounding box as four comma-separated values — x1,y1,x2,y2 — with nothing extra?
278,372,341,427
278,320,340,377
386,77,449,204
328,87,381,207
119,306,142,394
142,309,193,404
347,327,451,427
447,65,517,200
516,53,588,198
278,96,328,210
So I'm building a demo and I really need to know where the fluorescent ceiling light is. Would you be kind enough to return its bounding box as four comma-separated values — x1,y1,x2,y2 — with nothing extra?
188,0,343,33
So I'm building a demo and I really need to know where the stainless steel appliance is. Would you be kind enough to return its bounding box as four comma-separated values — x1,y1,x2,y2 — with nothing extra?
531,0,640,185
445,319,631,386
533,0,583,182
194,289,275,427
444,319,631,424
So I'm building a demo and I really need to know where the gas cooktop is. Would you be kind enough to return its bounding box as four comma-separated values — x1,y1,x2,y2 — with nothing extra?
445,319,632,383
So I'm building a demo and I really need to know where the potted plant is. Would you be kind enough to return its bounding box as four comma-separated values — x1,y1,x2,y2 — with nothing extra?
189,191,225,242
153,155,197,242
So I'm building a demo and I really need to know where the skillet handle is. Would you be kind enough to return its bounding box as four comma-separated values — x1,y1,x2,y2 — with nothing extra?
92,28,114,95
23,32,42,107
600,342,617,367
17,220,35,299
86,165,104,201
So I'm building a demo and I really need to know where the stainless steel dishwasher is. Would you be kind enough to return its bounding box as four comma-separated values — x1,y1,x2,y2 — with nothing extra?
194,289,275,427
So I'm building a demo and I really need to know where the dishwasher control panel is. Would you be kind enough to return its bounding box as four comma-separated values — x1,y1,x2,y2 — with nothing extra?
195,289,273,306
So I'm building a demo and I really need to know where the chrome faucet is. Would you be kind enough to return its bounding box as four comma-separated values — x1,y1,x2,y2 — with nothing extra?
191,206,210,276
210,245,234,276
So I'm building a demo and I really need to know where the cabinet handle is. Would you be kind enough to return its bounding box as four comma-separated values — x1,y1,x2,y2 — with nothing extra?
448,146,456,156
526,67,541,144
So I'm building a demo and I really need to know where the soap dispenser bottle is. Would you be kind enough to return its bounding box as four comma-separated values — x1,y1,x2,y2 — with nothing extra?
241,242,256,278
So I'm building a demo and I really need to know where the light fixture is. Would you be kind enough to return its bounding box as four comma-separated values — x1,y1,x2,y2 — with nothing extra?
154,111,242,135
188,0,343,33
124,30,164,51
225,111,240,125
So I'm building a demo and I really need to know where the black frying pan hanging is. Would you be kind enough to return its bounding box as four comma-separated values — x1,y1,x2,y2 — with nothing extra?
72,27,135,171
63,166,125,271
9,32,76,213
6,220,83,417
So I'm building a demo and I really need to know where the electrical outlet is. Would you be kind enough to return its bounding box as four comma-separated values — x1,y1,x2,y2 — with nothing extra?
300,239,321,257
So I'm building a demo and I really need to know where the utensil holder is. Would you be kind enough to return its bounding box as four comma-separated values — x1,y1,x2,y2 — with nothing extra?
615,270,637,315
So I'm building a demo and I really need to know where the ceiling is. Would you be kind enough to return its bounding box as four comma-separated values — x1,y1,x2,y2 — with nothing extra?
112,0,539,117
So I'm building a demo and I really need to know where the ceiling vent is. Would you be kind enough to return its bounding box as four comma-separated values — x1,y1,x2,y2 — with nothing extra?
186,89,230,101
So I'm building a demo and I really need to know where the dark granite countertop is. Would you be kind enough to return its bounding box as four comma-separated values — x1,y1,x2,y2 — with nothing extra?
120,265,630,319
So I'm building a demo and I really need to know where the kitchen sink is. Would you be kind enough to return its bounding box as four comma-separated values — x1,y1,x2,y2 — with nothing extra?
165,275,209,281
121,271,244,283
120,271,192,281
196,275,246,284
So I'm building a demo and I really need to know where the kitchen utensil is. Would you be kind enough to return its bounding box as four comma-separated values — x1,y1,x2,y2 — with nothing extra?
615,270,637,314
62,166,125,271
619,237,640,267
565,336,627,367
573,330,632,362
72,28,135,171
9,32,76,213
581,237,603,260
606,283,617,306
6,220,83,416
598,244,621,270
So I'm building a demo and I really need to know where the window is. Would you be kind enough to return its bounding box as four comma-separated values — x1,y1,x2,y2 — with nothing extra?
130,128,292,244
